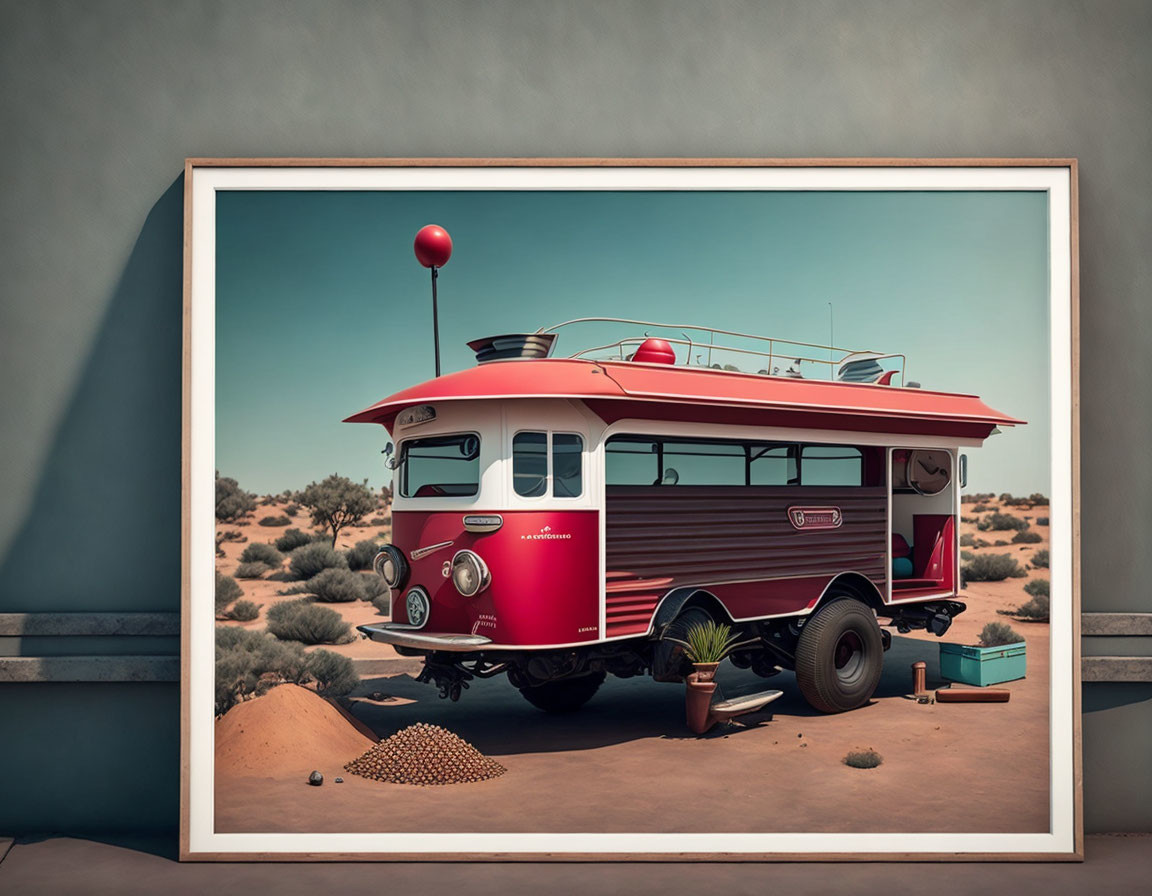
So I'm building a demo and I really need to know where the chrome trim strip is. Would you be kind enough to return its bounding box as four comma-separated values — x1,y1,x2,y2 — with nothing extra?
411,540,454,560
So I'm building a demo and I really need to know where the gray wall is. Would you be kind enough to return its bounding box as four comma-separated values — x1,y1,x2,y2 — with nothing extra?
1,0,1149,834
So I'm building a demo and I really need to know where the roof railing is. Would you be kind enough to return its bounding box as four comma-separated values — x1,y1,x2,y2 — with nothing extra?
538,317,906,385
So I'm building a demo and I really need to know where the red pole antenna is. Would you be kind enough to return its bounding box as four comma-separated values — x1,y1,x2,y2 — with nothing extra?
413,225,453,377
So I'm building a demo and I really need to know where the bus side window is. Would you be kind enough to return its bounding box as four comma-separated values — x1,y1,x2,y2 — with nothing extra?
749,444,798,485
606,438,659,485
800,445,863,486
552,434,583,497
513,431,548,497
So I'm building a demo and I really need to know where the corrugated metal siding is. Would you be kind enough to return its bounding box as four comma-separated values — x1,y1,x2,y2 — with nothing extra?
604,486,887,636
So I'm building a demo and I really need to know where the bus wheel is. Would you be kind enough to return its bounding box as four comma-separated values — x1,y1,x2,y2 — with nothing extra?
519,671,607,713
794,598,883,714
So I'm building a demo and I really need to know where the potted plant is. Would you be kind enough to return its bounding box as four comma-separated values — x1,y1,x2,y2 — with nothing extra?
668,619,753,682
940,621,1027,687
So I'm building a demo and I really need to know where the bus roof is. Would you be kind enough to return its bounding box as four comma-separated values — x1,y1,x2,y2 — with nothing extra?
344,358,1024,442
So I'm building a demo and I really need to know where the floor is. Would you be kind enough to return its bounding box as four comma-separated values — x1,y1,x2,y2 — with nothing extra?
1,835,1150,895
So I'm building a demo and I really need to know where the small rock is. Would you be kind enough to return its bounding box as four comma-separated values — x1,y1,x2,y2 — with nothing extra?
797,732,803,738
308,770,323,786
335,777,344,783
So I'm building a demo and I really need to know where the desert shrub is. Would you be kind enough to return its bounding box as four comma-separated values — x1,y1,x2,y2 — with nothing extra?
306,567,368,602
1014,593,1050,622
1024,578,1050,598
369,516,390,526
228,599,260,622
216,473,256,522
994,540,1009,547
299,474,376,546
960,550,975,562
239,542,283,567
844,749,883,769
976,517,991,531
1036,517,1049,526
1029,493,1050,506
361,573,389,601
284,503,300,516
215,571,243,613
345,539,382,571
276,583,310,596
961,492,995,504
972,503,991,513
372,593,392,617
960,516,976,524
305,649,359,697
959,533,976,547
259,515,291,527
275,528,314,552
288,541,348,580
265,599,353,645
973,537,990,548
982,512,1029,531
962,553,1026,582
1012,529,1042,544
1032,549,1049,569
234,561,271,579
215,627,308,714
979,621,1023,647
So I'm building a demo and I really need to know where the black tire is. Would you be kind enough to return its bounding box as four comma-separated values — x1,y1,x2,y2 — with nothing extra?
794,598,884,713
518,671,606,713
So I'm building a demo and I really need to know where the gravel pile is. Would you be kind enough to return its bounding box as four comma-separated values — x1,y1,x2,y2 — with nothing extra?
344,722,506,786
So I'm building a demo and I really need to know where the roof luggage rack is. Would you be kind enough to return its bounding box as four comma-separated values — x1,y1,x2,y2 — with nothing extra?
537,317,907,386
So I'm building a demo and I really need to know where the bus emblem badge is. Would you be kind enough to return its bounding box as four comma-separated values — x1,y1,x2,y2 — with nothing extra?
787,506,842,530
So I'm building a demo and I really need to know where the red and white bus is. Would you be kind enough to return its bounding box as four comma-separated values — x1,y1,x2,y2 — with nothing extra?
348,320,1022,713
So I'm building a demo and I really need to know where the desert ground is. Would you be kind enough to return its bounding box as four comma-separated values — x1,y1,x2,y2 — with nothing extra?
213,493,1051,835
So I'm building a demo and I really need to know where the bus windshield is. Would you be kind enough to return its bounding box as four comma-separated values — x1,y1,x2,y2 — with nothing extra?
399,434,480,498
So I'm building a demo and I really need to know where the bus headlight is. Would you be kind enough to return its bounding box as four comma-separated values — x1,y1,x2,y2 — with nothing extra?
373,545,408,589
451,550,490,597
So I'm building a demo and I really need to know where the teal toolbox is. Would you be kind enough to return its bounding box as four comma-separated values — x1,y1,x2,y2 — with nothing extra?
939,642,1026,686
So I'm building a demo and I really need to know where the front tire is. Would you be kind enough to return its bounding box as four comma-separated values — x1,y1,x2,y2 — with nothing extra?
518,671,606,713
794,598,884,713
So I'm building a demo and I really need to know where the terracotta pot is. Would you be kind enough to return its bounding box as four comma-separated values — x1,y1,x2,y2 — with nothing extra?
692,662,720,682
685,672,719,734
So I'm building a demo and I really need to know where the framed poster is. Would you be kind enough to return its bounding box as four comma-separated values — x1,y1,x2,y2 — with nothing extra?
182,159,1080,860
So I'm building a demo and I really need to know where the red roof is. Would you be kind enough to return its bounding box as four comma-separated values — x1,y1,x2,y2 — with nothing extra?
344,359,1023,441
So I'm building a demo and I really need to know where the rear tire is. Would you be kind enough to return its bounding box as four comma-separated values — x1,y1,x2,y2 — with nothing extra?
518,671,606,713
794,598,884,713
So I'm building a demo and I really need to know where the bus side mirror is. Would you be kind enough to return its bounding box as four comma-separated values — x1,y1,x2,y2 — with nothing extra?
382,442,398,470
959,454,968,489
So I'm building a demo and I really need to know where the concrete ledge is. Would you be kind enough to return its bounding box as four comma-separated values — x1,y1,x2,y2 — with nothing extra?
1082,656,1152,683
1081,613,1152,637
0,656,180,682
0,613,180,637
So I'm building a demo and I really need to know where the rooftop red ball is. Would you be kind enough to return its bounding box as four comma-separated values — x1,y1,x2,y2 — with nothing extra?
414,225,453,268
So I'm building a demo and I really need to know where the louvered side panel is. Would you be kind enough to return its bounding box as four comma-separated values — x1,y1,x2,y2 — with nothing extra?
605,487,888,600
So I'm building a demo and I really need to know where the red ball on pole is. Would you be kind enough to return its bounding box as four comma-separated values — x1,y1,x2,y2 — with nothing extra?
414,224,453,268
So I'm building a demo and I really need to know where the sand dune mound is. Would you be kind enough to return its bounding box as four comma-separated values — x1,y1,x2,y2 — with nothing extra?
216,683,376,778
345,723,506,786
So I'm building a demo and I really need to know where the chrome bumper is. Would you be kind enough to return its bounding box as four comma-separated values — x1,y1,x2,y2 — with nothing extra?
358,623,492,652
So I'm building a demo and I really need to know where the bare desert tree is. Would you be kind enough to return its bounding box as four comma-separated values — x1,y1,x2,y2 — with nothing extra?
299,474,376,546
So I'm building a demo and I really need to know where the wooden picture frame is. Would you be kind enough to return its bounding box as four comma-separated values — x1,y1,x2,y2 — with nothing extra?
182,158,1080,861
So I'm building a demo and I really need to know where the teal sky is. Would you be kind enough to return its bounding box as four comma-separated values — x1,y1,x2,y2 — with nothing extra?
216,190,1050,497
